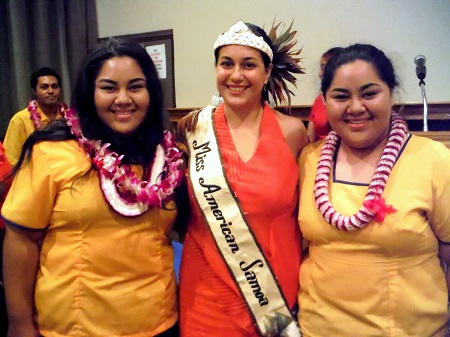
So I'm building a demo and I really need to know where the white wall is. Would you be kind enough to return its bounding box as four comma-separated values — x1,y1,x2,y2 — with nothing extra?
96,0,450,108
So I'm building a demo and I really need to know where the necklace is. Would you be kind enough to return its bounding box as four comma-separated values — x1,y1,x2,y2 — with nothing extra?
65,108,184,217
314,112,407,231
28,99,68,130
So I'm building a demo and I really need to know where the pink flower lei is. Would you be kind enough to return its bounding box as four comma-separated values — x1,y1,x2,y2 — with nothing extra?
65,108,184,217
28,99,68,129
314,112,408,231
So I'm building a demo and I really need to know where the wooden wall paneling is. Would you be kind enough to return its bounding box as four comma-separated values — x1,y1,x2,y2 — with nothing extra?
168,102,450,148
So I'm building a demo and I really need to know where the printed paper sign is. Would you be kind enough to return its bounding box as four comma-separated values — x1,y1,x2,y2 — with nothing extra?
146,44,167,79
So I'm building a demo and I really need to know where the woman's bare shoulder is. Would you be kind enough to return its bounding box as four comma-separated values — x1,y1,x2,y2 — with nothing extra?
273,110,309,156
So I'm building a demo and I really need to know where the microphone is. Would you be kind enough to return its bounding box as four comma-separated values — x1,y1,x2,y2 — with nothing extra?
414,55,426,80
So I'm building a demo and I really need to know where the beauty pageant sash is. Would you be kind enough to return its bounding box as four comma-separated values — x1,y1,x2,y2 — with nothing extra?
186,106,300,337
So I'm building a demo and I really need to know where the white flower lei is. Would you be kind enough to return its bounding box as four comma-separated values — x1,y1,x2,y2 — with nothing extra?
65,108,184,216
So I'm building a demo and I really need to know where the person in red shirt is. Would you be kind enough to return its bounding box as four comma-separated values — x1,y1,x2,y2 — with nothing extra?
307,47,343,143
0,142,12,228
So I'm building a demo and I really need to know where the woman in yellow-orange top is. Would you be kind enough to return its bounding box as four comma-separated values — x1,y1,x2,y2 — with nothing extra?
298,43,450,336
2,39,188,337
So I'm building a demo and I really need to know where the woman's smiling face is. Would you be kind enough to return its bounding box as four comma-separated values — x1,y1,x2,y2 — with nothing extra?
94,56,150,136
325,59,394,151
215,45,271,111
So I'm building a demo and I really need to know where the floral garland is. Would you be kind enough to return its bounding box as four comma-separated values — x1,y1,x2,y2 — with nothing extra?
314,112,408,231
65,108,184,217
28,99,68,129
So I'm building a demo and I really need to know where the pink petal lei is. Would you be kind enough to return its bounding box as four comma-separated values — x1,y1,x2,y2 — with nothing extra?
28,99,68,130
313,112,407,231
65,108,184,216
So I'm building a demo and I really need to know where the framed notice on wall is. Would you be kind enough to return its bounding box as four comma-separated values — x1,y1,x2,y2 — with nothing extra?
99,30,175,108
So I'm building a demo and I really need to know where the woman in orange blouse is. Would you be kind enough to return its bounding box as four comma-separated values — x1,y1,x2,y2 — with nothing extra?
178,20,308,337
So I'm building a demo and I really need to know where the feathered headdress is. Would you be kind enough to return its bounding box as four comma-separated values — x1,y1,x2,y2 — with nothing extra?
266,20,304,110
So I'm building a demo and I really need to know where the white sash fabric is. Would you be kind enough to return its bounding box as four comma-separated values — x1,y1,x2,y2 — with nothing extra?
186,106,300,336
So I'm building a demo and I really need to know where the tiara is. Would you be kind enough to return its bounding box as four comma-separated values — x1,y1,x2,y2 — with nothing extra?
213,20,273,61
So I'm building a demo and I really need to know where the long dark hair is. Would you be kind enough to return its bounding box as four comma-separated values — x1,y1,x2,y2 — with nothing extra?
72,38,167,166
9,38,190,231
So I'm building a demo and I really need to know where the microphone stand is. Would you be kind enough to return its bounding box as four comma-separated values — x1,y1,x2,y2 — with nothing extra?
419,79,428,132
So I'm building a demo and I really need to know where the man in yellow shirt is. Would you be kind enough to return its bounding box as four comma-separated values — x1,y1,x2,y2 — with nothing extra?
3,67,67,165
